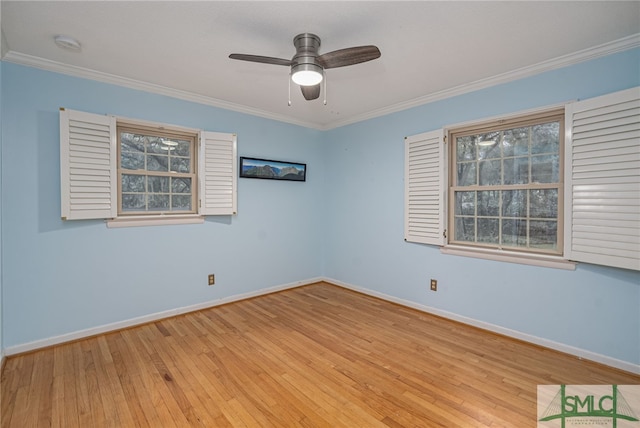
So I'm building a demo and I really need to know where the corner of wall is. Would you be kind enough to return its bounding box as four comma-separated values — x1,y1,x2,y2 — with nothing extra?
0,58,4,359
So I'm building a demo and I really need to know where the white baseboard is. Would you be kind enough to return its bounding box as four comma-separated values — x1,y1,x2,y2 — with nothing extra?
5,276,638,375
323,277,640,375
4,277,323,357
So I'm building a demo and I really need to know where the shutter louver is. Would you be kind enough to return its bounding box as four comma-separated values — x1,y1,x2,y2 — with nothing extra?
404,129,446,246
199,131,237,215
565,87,640,271
60,109,117,220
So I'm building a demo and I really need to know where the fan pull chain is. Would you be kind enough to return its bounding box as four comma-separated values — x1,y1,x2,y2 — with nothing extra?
288,74,292,106
323,73,327,105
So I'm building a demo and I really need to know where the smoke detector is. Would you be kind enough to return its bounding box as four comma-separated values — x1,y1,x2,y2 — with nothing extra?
54,35,81,51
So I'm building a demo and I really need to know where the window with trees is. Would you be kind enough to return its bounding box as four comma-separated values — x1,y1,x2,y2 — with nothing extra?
405,87,639,271
448,110,564,255
118,125,197,215
60,108,237,226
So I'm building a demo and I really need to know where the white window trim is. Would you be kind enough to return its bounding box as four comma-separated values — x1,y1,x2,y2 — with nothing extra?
106,214,204,228
441,245,576,270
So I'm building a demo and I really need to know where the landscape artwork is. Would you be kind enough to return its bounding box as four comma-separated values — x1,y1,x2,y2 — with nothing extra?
240,157,306,182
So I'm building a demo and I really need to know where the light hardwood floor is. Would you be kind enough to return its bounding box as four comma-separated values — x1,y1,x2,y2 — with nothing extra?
1,282,638,427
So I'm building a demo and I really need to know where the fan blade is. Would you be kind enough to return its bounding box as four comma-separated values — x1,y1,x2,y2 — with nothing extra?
316,45,381,69
300,84,321,101
229,54,292,66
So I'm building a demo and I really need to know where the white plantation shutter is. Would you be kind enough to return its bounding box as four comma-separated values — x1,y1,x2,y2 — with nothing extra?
564,87,640,271
199,131,237,215
60,108,117,220
404,129,446,246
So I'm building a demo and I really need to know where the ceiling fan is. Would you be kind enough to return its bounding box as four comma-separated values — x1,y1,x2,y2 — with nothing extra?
229,33,381,102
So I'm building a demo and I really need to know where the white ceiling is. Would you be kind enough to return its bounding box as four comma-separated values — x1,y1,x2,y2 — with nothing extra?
1,1,639,129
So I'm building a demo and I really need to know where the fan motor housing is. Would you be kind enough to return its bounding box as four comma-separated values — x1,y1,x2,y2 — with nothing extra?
292,33,321,66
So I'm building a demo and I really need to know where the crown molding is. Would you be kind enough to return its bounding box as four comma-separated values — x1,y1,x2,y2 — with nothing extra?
322,33,640,130
2,34,638,131
1,51,323,130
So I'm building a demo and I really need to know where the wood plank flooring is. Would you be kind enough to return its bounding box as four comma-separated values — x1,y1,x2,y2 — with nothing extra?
1,282,638,427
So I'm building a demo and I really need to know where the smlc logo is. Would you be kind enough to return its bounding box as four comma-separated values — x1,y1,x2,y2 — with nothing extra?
538,385,640,427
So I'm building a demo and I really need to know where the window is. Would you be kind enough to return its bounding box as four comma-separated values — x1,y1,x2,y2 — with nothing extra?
405,87,639,271
60,108,237,225
118,124,197,215
448,110,564,255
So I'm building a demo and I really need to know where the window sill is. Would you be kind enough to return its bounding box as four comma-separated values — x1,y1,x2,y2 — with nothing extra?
106,215,204,228
441,245,576,270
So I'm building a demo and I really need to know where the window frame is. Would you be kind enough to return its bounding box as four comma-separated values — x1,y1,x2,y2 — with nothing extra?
116,122,199,217
447,109,565,256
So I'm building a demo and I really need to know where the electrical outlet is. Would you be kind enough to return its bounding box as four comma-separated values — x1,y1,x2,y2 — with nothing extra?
208,274,215,286
430,279,437,291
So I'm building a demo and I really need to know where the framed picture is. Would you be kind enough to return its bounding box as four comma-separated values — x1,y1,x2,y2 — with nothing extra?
239,157,306,182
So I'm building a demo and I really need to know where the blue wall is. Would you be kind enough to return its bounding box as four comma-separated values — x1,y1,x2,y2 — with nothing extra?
323,48,640,366
1,48,639,367
0,60,3,358
0,63,325,347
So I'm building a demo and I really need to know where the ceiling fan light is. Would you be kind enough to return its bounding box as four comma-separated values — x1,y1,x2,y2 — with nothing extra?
291,63,323,86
